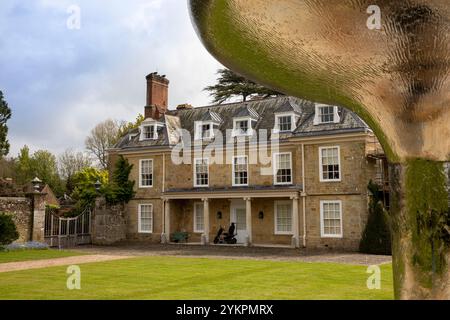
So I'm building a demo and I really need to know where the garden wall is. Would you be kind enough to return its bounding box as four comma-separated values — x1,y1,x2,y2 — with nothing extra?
0,196,32,242
92,197,126,245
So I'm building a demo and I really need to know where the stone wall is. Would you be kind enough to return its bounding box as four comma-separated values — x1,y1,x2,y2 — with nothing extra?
92,198,126,245
0,197,32,242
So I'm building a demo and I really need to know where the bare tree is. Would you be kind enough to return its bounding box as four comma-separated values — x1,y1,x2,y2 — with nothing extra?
58,149,93,180
85,119,123,169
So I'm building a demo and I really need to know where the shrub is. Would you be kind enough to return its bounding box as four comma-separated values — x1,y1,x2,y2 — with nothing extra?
0,213,19,246
359,181,392,255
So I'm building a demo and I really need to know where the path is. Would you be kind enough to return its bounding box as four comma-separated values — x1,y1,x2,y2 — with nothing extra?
0,255,132,273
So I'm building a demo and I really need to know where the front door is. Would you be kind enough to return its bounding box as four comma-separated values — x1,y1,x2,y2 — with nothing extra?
231,203,247,244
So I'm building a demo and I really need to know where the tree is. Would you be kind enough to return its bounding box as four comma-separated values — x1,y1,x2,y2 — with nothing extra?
204,68,282,104
117,114,145,139
70,167,108,212
104,155,135,205
359,181,392,255
15,146,64,197
15,146,34,186
0,91,12,158
31,150,64,197
85,119,123,169
58,149,93,194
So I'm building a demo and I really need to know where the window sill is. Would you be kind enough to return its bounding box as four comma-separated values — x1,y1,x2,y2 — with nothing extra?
321,235,343,239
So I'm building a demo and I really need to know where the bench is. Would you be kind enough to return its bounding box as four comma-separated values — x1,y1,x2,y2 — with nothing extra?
171,232,189,243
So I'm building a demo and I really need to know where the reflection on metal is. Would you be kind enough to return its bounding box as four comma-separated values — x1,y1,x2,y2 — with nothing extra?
189,0,449,162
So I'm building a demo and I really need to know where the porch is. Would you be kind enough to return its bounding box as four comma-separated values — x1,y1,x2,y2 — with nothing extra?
161,186,304,248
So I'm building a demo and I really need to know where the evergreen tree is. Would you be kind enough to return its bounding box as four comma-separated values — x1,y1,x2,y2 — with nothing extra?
204,68,282,104
0,91,12,158
105,156,135,204
359,181,392,255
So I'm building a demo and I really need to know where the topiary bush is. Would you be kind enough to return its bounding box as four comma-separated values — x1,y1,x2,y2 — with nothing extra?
359,181,392,255
0,213,19,246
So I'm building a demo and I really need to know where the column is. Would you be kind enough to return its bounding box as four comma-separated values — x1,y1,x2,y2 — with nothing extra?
162,199,170,244
291,195,300,248
202,198,210,245
244,197,252,246
27,191,47,242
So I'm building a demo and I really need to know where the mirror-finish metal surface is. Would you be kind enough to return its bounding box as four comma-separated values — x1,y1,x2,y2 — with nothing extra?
189,0,449,162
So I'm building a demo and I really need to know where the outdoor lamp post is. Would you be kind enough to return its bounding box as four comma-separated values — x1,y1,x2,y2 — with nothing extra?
94,180,102,193
31,177,42,192
189,0,450,299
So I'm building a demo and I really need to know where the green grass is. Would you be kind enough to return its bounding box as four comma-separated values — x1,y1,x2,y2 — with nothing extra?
0,256,394,300
0,249,83,264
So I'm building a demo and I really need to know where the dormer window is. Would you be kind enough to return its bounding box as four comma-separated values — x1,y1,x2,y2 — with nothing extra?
233,117,255,136
195,121,216,140
314,104,341,125
274,113,297,133
235,119,249,134
143,125,156,140
139,119,164,141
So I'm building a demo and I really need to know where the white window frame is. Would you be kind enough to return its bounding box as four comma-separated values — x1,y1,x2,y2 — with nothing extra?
273,152,293,185
139,159,154,188
319,146,341,182
313,104,340,125
232,155,249,186
232,117,254,137
193,158,209,187
274,200,293,235
320,200,343,238
141,125,157,140
194,121,215,141
138,204,153,233
193,202,205,233
274,113,296,133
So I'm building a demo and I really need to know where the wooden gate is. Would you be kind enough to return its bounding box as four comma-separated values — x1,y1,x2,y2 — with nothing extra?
44,207,92,248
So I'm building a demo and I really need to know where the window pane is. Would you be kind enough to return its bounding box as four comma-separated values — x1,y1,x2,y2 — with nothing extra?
276,203,292,233
278,116,292,132
322,202,341,236
233,157,248,185
140,205,153,232
195,203,204,232
275,154,292,184
195,159,209,186
321,147,340,180
319,106,335,123
143,126,155,139
235,120,249,134
140,160,153,186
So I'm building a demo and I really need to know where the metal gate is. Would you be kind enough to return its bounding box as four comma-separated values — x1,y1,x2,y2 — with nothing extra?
44,207,92,248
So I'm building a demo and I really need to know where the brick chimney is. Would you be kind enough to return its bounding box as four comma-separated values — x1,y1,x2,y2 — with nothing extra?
144,72,169,119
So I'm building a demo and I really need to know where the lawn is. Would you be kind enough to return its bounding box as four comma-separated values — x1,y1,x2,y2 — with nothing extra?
0,249,83,264
0,255,394,300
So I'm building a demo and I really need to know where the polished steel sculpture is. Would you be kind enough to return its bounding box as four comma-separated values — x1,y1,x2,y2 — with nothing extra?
189,0,450,299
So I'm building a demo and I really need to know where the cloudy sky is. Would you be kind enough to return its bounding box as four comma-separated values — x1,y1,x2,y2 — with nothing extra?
0,0,223,156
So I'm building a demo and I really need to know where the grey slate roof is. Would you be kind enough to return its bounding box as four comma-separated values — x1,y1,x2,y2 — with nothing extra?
115,96,370,150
